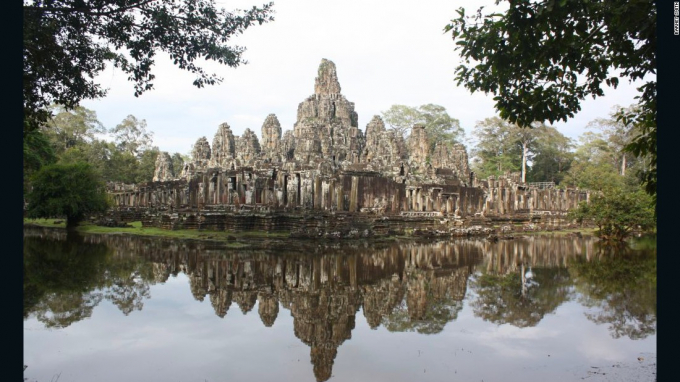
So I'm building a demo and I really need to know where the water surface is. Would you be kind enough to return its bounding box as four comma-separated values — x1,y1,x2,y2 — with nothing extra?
23,228,656,382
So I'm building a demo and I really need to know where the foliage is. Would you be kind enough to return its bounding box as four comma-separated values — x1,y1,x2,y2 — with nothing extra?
562,131,637,191
110,115,154,157
44,105,106,154
446,0,656,196
136,147,160,183
23,128,57,193
568,188,655,241
526,126,574,184
471,117,569,182
587,105,641,176
171,152,187,176
381,104,465,150
25,162,109,228
23,0,274,130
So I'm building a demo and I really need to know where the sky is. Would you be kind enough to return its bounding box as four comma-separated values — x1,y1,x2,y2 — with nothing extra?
80,0,647,156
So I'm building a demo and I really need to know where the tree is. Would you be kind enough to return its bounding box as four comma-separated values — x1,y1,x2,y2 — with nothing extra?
526,126,574,184
471,117,555,182
136,147,160,183
23,0,275,130
26,162,109,229
381,104,465,149
171,153,187,177
23,127,56,193
470,117,521,179
110,115,154,157
562,131,631,191
446,0,656,196
587,105,642,177
44,105,106,155
568,188,655,241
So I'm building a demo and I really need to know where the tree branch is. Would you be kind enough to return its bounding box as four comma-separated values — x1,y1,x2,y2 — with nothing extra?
25,0,159,18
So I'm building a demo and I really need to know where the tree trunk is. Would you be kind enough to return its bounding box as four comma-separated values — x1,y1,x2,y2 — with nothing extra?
66,216,81,231
521,143,527,183
621,154,626,176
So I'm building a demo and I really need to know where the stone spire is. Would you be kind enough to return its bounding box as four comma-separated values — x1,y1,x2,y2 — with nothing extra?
152,151,174,182
211,122,236,167
261,114,282,158
235,128,261,163
314,59,341,95
192,137,211,162
408,124,429,167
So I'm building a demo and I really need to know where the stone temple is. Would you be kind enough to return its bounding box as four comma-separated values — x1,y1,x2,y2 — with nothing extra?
107,59,589,237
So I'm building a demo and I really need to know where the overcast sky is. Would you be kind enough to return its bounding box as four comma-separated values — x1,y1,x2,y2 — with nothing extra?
81,0,647,156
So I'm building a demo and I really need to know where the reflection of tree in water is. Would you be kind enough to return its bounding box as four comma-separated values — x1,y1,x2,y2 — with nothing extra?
24,230,157,325
104,274,151,316
569,241,656,340
101,250,154,316
467,236,592,327
469,267,572,327
23,231,109,328
34,291,104,328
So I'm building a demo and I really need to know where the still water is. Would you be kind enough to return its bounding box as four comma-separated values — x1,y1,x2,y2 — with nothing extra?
23,228,656,382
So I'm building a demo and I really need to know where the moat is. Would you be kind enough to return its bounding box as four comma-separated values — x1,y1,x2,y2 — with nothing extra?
23,228,656,382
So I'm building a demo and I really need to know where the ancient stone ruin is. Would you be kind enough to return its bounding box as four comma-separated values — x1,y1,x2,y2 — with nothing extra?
107,59,589,237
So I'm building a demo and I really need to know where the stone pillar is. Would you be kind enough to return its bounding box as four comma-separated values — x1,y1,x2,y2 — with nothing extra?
349,176,359,212
314,177,322,209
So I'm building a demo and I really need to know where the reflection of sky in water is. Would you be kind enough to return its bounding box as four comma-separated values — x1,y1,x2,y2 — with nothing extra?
23,233,656,382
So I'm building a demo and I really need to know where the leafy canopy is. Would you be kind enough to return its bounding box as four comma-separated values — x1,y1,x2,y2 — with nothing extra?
568,188,655,241
445,0,656,195
23,0,274,129
26,162,110,228
381,104,465,150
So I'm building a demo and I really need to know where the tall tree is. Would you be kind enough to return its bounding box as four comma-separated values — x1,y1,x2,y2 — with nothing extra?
381,104,465,149
562,132,623,191
44,105,106,155
471,117,547,182
445,0,656,197
136,147,160,183
110,115,154,157
527,126,574,184
23,0,275,130
587,105,641,176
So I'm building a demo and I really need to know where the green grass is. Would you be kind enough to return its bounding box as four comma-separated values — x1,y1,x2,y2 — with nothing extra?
23,218,66,228
24,218,289,244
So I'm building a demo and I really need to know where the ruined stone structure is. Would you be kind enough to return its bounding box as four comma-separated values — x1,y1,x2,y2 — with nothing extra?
107,59,590,236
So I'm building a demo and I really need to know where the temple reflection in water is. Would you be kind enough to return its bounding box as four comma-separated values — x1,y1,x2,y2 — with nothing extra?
24,229,654,382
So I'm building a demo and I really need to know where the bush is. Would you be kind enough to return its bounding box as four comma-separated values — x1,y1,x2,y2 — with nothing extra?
26,162,109,228
569,189,655,241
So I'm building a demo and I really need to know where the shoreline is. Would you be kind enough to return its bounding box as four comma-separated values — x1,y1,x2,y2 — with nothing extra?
23,218,599,250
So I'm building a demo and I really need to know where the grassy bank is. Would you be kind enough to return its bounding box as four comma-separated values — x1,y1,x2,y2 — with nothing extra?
23,218,289,246
23,218,599,243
